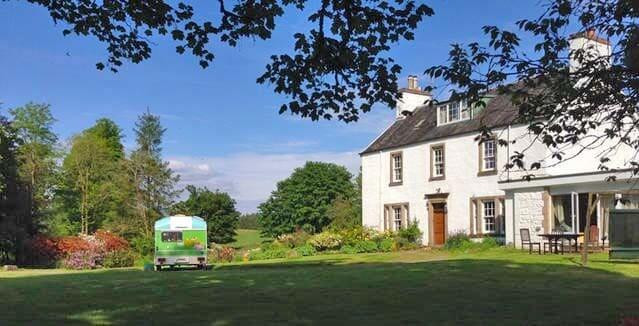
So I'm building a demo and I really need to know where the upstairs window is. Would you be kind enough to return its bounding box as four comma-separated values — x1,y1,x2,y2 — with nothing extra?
438,100,470,125
481,139,497,172
390,152,403,185
431,145,445,179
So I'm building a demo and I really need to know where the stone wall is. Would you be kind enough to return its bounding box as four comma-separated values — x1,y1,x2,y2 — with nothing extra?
514,191,545,247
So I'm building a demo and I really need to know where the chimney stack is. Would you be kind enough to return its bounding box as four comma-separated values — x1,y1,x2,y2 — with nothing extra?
568,29,611,72
396,76,431,119
407,75,419,90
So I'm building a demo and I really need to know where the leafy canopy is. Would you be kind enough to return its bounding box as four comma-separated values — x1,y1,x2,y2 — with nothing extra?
172,185,240,244
258,161,354,237
22,0,433,122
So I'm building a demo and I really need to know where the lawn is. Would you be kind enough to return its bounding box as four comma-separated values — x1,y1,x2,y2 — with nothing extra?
2,248,638,325
229,229,270,250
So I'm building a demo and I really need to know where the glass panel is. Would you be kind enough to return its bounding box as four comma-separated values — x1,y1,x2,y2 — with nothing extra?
448,102,459,121
553,195,573,232
393,207,402,230
483,200,495,233
161,231,183,242
483,140,496,170
392,155,402,182
433,147,444,176
438,106,448,124
461,100,470,119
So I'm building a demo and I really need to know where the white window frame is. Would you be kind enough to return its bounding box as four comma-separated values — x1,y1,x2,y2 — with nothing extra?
391,153,402,183
483,139,496,171
432,147,445,177
482,200,496,233
393,207,402,231
437,100,471,125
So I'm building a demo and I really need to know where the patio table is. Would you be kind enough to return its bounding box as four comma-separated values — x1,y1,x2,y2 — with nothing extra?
538,233,581,254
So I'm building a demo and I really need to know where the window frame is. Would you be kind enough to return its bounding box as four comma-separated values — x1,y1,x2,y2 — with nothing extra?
389,151,403,186
437,100,471,126
430,144,445,181
482,200,496,234
478,138,498,176
161,231,183,243
383,203,409,231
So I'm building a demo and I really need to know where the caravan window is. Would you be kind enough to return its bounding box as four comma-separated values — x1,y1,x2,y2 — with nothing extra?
162,231,183,242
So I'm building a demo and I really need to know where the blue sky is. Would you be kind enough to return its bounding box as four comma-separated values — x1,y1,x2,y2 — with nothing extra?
0,1,542,212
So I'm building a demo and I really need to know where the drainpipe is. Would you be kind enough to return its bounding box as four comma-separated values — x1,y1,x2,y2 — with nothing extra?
507,125,511,181
379,150,383,230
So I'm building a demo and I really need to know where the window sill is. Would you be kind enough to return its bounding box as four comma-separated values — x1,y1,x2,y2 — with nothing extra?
389,181,403,187
477,170,497,177
429,176,445,181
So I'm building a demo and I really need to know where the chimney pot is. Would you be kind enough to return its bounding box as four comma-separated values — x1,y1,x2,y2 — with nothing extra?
407,75,419,90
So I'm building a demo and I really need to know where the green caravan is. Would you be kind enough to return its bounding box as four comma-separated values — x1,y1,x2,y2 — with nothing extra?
154,215,207,270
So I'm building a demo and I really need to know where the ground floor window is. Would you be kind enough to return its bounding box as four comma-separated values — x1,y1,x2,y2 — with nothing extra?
384,203,409,231
552,193,596,233
393,207,402,230
470,196,504,235
482,200,496,233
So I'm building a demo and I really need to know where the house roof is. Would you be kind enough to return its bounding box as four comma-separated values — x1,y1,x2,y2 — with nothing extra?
360,92,521,155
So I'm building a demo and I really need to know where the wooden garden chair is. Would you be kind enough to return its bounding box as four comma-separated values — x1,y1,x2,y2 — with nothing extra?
520,228,541,254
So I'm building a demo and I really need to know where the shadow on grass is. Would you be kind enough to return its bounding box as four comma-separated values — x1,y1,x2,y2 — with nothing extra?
2,256,638,325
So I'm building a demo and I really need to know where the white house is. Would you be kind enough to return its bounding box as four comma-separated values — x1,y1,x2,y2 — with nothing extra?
360,31,639,247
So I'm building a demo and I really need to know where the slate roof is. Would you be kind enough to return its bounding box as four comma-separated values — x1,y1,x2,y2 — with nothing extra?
360,92,522,155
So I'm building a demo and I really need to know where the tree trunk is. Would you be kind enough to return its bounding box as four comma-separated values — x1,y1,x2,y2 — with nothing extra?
581,193,598,266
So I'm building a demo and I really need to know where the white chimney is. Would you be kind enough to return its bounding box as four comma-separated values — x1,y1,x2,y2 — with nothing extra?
396,75,431,119
568,29,611,72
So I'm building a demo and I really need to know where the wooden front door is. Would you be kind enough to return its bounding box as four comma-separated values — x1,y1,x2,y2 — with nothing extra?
432,203,446,245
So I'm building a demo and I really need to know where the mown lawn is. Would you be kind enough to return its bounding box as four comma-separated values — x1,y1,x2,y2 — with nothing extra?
229,229,270,250
1,248,638,325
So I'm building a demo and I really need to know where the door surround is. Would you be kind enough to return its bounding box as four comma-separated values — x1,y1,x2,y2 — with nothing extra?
426,192,449,247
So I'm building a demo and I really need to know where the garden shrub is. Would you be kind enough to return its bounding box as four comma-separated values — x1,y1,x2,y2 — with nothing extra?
208,245,236,263
295,244,317,257
480,236,500,249
276,229,311,248
398,221,423,244
25,235,60,267
378,238,394,252
307,232,343,251
61,250,103,270
444,231,472,250
94,230,129,252
338,226,377,246
340,245,358,254
248,247,290,261
103,249,135,268
353,240,379,253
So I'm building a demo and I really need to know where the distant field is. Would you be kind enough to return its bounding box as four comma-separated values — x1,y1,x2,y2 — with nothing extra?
1,248,638,325
230,229,270,250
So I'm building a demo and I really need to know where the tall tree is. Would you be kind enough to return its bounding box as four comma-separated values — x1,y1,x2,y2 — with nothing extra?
258,161,354,236
0,114,31,264
85,118,125,160
60,119,126,234
172,186,240,244
9,103,58,223
129,111,179,241
425,0,639,175
18,0,433,122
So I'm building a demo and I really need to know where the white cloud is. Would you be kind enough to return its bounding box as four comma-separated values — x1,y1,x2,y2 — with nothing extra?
168,151,360,213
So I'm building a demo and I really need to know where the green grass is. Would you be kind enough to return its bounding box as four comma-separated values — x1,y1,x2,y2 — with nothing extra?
229,229,270,250
1,248,638,325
